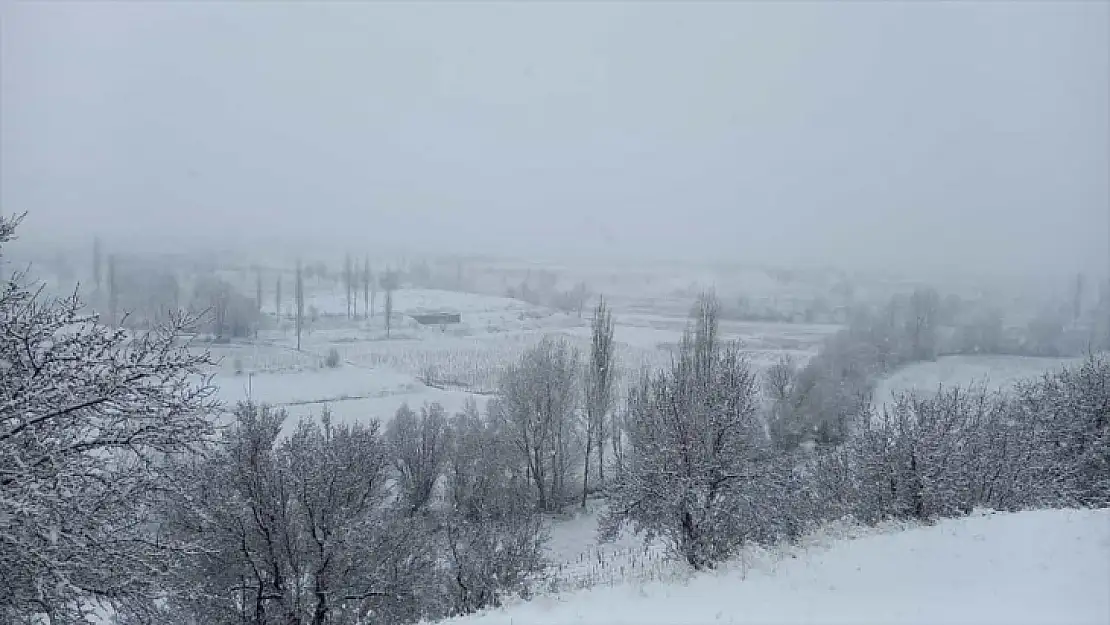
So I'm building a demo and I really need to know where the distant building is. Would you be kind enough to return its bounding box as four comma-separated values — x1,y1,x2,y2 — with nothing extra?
410,312,461,326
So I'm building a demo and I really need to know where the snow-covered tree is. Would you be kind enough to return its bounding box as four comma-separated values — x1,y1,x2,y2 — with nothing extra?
905,287,940,361
191,274,260,340
764,354,804,451
363,258,372,320
107,253,118,327
445,399,528,522
851,387,993,522
387,402,451,515
601,294,765,569
295,259,305,350
158,403,440,625
0,212,219,622
1010,354,1110,507
583,296,616,505
848,354,1109,523
381,270,399,338
440,399,546,615
495,336,579,511
275,273,283,319
956,308,1006,354
256,267,264,315
91,235,103,294
285,410,431,624
344,253,354,319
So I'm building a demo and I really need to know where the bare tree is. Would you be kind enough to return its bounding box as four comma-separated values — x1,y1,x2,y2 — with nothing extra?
763,354,796,404
583,296,616,507
496,336,579,511
212,280,229,339
344,253,354,319
295,259,305,350
370,261,378,320
190,275,260,341
764,354,803,450
363,258,372,320
275,273,283,319
572,281,590,318
1,212,219,622
381,269,399,338
255,267,264,315
92,235,103,295
1073,272,1085,323
906,287,940,361
386,402,451,514
107,253,118,327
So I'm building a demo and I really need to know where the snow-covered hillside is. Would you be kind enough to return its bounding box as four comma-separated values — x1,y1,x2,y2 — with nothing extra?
441,508,1110,625
874,355,1083,408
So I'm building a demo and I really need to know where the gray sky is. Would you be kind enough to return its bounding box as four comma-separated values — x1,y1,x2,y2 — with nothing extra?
2,1,1107,279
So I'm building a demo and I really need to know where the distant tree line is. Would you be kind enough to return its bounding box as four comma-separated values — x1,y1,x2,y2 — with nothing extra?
505,269,591,317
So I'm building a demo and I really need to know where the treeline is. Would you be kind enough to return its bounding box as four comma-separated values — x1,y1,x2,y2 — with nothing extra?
763,283,1109,452
84,244,410,347
504,269,592,317
601,294,1109,571
155,400,545,625
765,287,947,451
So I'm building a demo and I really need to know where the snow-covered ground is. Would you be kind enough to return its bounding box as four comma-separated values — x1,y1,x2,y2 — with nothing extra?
874,354,1084,408
543,500,670,592
205,287,835,432
442,508,1110,625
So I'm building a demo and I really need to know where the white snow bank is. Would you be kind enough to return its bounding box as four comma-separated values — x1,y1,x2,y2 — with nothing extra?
441,508,1110,625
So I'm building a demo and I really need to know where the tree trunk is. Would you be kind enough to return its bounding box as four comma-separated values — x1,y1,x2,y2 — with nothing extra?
596,415,605,486
313,573,328,625
582,434,593,508
531,450,547,512
611,418,623,479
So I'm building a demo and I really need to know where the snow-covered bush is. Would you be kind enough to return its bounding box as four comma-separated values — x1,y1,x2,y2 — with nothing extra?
0,213,219,622
437,398,547,616
152,403,443,625
846,353,1109,524
1008,354,1110,508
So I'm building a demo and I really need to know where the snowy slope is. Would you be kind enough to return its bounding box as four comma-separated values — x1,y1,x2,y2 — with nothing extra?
874,355,1083,408
441,508,1110,625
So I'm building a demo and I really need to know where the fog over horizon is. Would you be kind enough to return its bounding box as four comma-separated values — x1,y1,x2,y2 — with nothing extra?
2,1,1107,281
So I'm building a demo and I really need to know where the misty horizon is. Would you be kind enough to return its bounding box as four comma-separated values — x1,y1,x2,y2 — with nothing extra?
2,1,1107,281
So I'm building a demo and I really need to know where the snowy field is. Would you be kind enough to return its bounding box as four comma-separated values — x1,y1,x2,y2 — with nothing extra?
874,354,1084,408
542,499,671,592
442,508,1110,625
203,287,838,433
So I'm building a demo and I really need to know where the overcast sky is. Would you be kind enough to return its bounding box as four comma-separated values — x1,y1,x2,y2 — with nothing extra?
2,1,1107,279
